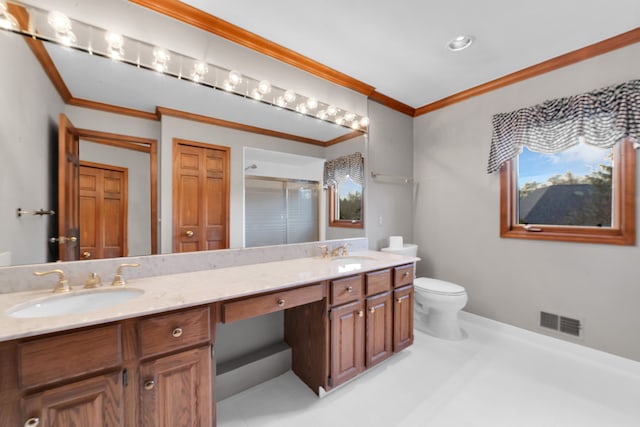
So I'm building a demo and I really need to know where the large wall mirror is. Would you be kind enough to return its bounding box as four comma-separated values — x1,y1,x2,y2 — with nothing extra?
0,0,367,267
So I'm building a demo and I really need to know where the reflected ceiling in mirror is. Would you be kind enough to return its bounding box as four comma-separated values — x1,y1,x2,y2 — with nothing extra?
7,0,368,144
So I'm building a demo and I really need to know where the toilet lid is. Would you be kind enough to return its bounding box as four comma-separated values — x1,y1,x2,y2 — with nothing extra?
414,277,466,296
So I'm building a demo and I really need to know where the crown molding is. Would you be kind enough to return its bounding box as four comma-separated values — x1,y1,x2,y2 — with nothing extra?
414,27,640,116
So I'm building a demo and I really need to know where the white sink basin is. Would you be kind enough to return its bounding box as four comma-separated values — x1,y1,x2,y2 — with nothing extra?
7,288,144,319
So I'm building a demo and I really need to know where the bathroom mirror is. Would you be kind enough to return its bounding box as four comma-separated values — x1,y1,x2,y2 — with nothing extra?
0,0,367,267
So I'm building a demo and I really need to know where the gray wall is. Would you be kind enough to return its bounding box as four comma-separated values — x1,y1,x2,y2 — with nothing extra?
0,33,64,266
413,42,640,361
366,100,415,250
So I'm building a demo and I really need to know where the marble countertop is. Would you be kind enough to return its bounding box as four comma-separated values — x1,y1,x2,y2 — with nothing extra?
0,251,417,342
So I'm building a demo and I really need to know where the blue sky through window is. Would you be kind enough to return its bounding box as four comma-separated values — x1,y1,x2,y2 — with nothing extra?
518,144,612,187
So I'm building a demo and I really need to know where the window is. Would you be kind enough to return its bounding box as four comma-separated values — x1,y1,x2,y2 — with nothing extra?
500,139,635,245
329,175,363,228
324,152,364,229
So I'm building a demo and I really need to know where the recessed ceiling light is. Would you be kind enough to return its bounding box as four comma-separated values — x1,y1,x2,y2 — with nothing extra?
447,35,474,52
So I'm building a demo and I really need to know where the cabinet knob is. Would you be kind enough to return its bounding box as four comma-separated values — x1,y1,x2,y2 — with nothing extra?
82,251,91,259
24,418,40,427
369,307,376,314
144,380,155,390
277,299,285,307
357,310,363,317
172,327,183,338
185,230,194,237
403,271,410,278
346,286,353,293
396,297,402,304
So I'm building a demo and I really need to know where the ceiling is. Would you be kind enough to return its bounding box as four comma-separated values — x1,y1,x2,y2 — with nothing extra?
181,0,640,109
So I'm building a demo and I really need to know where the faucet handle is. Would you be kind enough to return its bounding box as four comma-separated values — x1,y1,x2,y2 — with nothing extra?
112,263,140,287
319,245,329,259
84,272,103,288
34,269,71,293
341,242,351,256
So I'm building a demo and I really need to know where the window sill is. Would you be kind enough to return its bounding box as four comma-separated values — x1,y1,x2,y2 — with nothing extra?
501,225,635,245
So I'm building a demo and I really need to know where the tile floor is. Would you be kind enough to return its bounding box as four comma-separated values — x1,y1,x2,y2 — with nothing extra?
217,312,640,427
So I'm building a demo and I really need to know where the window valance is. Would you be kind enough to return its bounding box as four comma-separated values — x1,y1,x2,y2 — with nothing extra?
487,79,640,173
324,152,364,187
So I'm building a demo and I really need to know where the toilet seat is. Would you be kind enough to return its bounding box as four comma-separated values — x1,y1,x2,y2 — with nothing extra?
415,278,466,296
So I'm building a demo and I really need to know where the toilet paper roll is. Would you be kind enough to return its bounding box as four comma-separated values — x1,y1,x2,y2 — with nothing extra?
389,236,403,249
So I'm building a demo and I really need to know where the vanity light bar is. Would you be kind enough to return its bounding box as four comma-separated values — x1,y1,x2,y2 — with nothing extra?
3,1,369,131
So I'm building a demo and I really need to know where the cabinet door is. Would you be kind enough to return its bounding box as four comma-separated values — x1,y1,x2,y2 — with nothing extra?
22,372,123,427
139,346,211,427
330,300,365,388
394,285,414,352
366,291,393,368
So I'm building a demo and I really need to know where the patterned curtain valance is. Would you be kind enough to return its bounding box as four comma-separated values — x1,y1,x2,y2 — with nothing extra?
324,152,364,187
487,79,640,173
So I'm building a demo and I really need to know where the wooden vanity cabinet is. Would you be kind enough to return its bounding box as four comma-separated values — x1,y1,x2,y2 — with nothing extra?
136,306,213,427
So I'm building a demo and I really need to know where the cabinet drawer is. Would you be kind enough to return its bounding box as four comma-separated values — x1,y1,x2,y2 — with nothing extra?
394,264,414,288
365,269,392,296
138,306,211,359
18,325,122,388
331,275,363,306
223,283,325,323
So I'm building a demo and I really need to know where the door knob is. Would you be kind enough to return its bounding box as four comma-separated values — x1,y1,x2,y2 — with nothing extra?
185,230,194,237
49,236,77,243
144,380,155,390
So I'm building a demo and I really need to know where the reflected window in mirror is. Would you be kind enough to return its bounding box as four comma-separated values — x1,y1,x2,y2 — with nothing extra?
325,152,364,229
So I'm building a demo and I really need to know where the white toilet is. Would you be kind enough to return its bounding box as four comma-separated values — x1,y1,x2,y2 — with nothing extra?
381,241,468,341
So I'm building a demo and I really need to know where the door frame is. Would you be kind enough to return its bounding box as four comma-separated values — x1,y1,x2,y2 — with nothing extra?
76,129,158,254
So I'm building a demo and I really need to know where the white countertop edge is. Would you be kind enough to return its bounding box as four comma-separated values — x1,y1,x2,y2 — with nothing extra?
0,251,418,342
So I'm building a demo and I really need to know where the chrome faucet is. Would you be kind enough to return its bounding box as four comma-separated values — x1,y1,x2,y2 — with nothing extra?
33,269,71,293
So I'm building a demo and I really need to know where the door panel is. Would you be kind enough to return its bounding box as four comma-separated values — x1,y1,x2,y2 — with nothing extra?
173,140,229,252
330,300,364,388
394,285,414,352
366,291,393,368
79,162,128,260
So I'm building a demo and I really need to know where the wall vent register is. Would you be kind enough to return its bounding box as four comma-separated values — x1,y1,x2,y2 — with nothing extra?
539,311,582,337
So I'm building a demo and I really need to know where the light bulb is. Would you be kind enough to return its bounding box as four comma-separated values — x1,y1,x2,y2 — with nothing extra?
228,70,242,86
306,98,318,110
317,110,328,120
327,105,338,116
222,79,234,91
250,88,263,100
351,121,360,130
359,117,370,127
191,62,208,82
275,96,286,107
297,103,308,114
258,80,271,94
48,11,76,46
344,112,356,122
0,13,17,30
335,117,345,125
105,33,124,60
284,90,296,103
152,47,170,72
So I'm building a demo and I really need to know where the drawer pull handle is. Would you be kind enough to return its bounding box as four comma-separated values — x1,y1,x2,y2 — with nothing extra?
25,418,40,427
185,230,194,237
369,307,376,314
172,327,183,338
346,286,353,293
277,299,286,307
396,297,402,304
403,272,410,278
357,310,363,317
144,380,155,390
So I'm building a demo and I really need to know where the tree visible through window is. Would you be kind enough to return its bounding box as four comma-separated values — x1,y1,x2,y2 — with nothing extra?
336,176,362,221
517,144,613,227
500,139,636,245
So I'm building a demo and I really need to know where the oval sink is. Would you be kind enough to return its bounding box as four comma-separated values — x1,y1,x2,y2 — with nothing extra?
7,288,144,319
